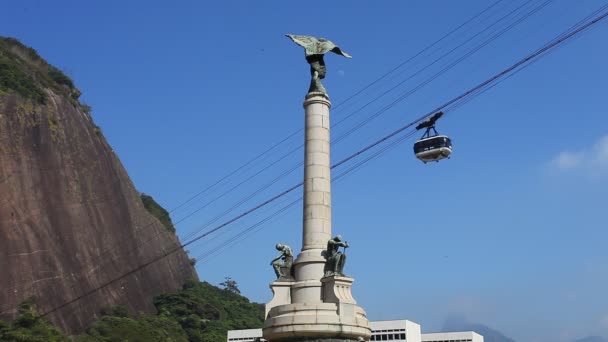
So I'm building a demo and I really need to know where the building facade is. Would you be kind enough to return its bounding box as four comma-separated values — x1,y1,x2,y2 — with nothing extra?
422,331,483,342
228,320,483,342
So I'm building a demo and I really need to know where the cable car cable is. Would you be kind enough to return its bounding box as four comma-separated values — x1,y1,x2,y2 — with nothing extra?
162,0,604,272
199,4,608,259
332,0,552,145
65,0,510,269
31,4,608,319
194,129,420,264
173,0,532,227
113,0,546,270
0,0,590,309
183,0,550,237
147,0,547,238
192,5,608,267
444,2,608,113
154,0,526,220
332,0,542,131
330,0,507,113
160,0,511,222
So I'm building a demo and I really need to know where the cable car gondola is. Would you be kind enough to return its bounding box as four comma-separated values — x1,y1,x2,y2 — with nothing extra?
413,112,452,163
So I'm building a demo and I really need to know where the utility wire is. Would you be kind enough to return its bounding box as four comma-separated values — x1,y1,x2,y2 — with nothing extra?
58,0,599,300
444,2,608,113
330,0,507,113
57,0,513,279
158,0,520,219
194,2,608,261
0,0,587,306
195,130,420,264
161,0,507,221
332,0,552,144
37,8,608,318
53,0,530,293
178,0,549,241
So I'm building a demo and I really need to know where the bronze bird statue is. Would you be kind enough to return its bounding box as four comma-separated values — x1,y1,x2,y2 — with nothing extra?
286,34,352,94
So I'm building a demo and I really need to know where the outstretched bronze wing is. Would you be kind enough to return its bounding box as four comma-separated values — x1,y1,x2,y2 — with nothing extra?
286,34,352,59
286,34,317,51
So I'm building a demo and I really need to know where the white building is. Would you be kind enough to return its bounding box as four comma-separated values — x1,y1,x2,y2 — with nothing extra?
422,331,483,342
228,320,483,342
228,328,262,342
370,320,421,341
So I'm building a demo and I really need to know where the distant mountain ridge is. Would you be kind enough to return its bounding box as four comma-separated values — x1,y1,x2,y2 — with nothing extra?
573,337,608,342
442,315,608,342
442,315,515,342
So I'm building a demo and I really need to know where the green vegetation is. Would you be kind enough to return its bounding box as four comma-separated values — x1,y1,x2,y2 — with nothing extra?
93,124,102,137
154,280,263,342
0,280,264,342
141,193,176,233
0,36,90,113
75,314,188,342
47,65,75,90
0,51,46,103
0,297,70,342
219,277,240,294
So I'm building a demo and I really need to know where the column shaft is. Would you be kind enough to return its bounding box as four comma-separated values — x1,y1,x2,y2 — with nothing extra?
302,93,332,251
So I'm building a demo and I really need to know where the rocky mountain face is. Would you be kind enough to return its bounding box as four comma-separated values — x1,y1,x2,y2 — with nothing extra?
0,37,197,334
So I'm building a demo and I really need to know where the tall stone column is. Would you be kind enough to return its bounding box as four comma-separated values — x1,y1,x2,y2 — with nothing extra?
302,92,332,252
291,92,332,304
263,93,371,342
264,34,370,342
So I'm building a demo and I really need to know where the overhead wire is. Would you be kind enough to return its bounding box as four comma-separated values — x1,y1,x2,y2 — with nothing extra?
194,2,608,260
332,0,553,144
179,1,608,267
53,0,514,283
331,0,538,128
173,0,530,226
177,0,551,244
2,6,549,298
329,0,507,113
33,7,608,318
161,0,510,222
195,130,420,264
0,0,581,309
444,2,608,113
105,2,608,294
45,0,528,296
1,0,565,308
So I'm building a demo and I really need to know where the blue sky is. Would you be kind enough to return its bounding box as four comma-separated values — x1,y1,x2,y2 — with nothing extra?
2,1,607,341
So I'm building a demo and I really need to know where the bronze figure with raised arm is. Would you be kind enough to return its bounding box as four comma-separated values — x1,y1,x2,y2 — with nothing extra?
324,235,349,276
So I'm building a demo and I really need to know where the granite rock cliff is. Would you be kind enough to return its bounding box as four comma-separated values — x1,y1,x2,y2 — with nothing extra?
0,37,197,334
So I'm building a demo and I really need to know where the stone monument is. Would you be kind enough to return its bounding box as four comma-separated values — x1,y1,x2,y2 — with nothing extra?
263,35,371,342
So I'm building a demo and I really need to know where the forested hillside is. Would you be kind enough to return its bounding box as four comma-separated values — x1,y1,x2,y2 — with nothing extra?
0,280,264,342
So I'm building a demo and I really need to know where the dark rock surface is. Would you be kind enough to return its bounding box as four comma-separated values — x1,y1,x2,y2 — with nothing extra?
0,40,197,334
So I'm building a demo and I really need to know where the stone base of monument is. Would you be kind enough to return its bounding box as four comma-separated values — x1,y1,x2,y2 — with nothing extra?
263,276,370,342
266,280,297,318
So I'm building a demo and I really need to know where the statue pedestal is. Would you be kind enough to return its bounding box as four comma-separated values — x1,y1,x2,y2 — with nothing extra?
321,275,356,304
266,280,296,318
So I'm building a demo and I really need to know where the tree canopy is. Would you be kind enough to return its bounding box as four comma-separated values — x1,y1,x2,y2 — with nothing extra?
0,280,264,342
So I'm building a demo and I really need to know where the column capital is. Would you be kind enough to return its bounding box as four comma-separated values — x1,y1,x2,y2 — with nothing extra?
304,92,331,108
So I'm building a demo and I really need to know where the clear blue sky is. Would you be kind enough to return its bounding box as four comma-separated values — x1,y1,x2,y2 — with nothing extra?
2,1,607,341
